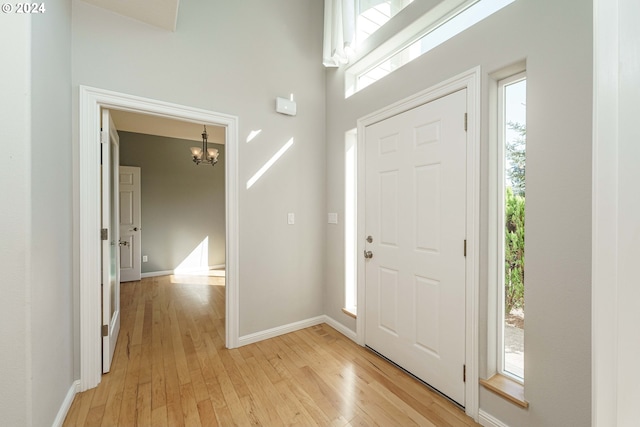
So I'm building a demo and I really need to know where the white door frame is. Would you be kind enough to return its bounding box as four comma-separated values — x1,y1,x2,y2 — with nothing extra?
78,86,240,391
592,0,640,425
355,67,480,418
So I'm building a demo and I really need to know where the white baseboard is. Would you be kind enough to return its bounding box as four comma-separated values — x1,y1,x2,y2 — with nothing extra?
478,410,510,427
141,269,173,278
237,315,359,348
238,315,326,347
52,380,80,427
141,264,226,278
323,315,358,342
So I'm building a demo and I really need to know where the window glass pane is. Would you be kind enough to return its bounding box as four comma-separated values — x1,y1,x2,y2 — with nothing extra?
345,130,357,313
356,0,515,93
503,78,526,380
356,0,414,46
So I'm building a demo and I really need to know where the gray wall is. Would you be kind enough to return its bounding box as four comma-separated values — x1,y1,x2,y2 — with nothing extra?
324,0,592,426
72,0,326,338
119,131,226,274
0,14,31,427
31,3,75,426
1,1,75,425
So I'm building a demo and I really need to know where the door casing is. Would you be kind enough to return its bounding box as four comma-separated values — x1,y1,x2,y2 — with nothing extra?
355,67,480,419
78,86,240,391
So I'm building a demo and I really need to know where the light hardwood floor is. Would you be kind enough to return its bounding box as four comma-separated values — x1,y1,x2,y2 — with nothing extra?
64,274,479,426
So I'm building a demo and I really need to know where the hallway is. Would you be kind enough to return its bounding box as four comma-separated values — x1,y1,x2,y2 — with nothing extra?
64,274,477,426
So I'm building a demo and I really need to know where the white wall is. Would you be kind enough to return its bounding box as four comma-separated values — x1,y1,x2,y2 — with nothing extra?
71,0,326,339
615,2,640,422
31,2,75,425
0,15,32,427
0,1,75,425
324,0,592,425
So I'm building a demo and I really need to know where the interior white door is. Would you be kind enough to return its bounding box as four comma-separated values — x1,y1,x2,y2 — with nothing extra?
364,89,467,405
119,166,141,282
101,109,121,373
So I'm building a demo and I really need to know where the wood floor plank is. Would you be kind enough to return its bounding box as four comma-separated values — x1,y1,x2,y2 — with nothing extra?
117,343,141,426
99,363,127,426
268,352,349,427
150,404,168,427
61,389,83,426
135,381,152,427
85,404,106,427
178,382,202,427
196,398,218,427
150,288,167,412
68,387,95,427
369,381,437,427
168,297,192,387
63,275,479,427
138,299,153,385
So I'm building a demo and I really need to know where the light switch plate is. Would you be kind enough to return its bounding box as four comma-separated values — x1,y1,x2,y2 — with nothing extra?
287,213,295,225
328,213,338,224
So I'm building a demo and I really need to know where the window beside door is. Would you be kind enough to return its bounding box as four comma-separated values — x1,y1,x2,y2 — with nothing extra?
344,129,358,317
497,72,526,382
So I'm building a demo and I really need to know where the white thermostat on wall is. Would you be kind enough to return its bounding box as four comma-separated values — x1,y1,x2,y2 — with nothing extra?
276,96,297,116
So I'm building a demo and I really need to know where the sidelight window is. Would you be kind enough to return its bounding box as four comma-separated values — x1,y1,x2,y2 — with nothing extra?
497,72,526,382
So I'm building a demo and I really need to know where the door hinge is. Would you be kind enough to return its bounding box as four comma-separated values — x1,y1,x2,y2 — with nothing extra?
101,228,108,241
100,128,106,144
464,113,468,131
102,324,109,337
463,239,467,257
463,364,466,382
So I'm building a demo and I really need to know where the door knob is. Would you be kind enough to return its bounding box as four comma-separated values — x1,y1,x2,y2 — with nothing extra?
132,227,140,231
364,250,373,259
119,240,129,247
366,235,373,243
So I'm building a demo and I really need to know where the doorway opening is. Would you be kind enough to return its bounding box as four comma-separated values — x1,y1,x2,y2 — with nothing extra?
79,86,239,391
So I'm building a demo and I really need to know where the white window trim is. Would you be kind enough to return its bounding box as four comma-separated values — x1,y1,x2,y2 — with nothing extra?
489,69,526,385
345,0,478,95
346,0,520,97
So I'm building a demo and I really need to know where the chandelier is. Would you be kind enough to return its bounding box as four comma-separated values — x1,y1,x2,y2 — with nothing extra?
190,125,219,166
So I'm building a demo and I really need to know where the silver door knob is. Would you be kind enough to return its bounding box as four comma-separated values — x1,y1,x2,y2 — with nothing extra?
364,250,373,259
119,240,129,247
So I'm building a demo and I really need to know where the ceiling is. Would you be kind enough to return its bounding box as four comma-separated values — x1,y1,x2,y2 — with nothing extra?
80,0,180,31
109,110,226,145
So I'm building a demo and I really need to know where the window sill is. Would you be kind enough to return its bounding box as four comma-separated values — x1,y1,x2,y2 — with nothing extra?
480,374,529,409
342,307,356,319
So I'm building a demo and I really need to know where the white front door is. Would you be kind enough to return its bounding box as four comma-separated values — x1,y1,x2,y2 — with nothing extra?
119,166,141,282
101,109,121,373
364,89,467,405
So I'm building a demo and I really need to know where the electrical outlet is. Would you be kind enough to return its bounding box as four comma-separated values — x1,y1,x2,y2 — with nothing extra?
142,255,148,262
328,213,338,224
